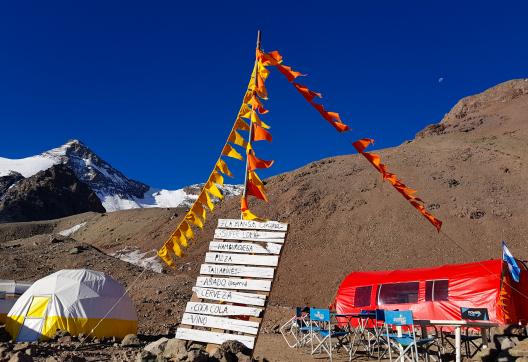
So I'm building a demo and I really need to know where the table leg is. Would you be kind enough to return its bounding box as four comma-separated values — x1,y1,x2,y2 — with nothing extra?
481,328,489,349
455,326,461,362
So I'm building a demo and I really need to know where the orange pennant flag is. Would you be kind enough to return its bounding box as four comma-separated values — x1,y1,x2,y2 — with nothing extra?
256,73,268,99
240,196,249,211
293,83,322,102
247,151,274,171
276,64,304,82
248,95,268,114
222,144,244,160
247,171,268,201
215,159,233,178
252,123,272,142
353,138,442,232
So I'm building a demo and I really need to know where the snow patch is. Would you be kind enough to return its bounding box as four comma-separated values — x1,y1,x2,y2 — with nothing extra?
111,247,163,273
58,222,87,237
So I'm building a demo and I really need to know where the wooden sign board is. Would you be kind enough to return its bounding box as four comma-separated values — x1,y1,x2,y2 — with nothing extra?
218,219,288,231
200,264,275,279
192,287,266,306
175,218,289,352
205,252,279,267
209,241,282,254
176,328,255,349
181,313,260,335
214,228,286,244
196,276,271,291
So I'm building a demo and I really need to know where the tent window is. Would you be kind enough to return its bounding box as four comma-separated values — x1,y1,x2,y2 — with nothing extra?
425,280,449,301
354,286,372,307
378,282,419,305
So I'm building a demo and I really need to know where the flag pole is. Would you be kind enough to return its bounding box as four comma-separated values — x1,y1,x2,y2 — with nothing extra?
241,30,262,219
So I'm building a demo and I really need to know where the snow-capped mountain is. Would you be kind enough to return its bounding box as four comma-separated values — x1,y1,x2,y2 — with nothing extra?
0,140,242,212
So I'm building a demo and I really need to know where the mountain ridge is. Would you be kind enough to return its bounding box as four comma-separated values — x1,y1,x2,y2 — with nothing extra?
0,139,242,213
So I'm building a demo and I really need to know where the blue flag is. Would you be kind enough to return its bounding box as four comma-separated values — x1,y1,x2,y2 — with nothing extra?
502,241,521,282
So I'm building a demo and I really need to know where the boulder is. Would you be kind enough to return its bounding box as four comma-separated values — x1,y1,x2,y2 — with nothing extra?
144,337,168,355
121,334,141,347
186,349,209,362
135,350,159,362
8,351,34,362
163,339,187,360
220,340,251,356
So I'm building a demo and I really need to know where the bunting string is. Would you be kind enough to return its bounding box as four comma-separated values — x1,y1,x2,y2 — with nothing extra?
157,45,275,266
258,49,442,232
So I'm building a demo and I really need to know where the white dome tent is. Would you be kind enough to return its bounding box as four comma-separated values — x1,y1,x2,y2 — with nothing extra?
5,269,137,342
0,280,32,323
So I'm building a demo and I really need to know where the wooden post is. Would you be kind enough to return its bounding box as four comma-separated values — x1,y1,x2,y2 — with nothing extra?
241,30,262,219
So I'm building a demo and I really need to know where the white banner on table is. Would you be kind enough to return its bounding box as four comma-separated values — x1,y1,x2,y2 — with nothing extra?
205,252,279,267
200,264,274,279
196,276,271,291
181,313,260,335
176,328,255,349
218,218,288,231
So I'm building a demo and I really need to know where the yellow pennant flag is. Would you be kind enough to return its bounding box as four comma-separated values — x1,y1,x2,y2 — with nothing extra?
242,209,268,222
250,110,270,129
222,144,244,160
198,190,214,211
216,159,233,178
210,170,224,186
205,181,224,199
167,239,183,257
248,170,264,188
239,104,252,119
180,221,194,240
192,202,207,223
185,210,204,229
234,117,250,132
228,130,248,148
172,229,188,248
157,245,175,267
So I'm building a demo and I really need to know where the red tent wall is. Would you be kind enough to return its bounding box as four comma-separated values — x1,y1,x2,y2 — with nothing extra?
334,259,528,324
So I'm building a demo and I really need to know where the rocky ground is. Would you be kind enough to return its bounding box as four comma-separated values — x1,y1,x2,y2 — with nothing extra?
0,79,527,360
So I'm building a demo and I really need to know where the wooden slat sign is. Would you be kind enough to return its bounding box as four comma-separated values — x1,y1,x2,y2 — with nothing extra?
209,241,282,254
176,328,255,349
186,302,262,317
214,228,286,243
200,264,274,279
205,252,279,267
192,287,266,306
176,218,289,351
218,218,288,231
181,313,260,335
196,276,271,291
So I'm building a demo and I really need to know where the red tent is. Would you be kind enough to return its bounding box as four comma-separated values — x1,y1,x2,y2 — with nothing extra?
333,259,528,325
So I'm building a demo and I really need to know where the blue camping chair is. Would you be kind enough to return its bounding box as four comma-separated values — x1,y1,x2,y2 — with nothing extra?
280,307,313,348
384,310,437,362
310,308,350,361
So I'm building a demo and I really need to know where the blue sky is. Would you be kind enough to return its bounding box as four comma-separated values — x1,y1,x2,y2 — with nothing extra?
1,1,526,188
